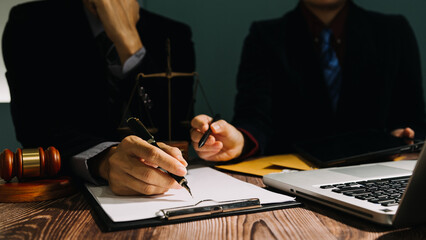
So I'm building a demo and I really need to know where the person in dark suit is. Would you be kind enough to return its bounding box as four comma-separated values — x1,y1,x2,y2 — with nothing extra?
190,0,426,162
3,0,195,195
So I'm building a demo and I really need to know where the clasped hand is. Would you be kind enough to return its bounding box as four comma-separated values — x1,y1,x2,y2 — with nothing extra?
83,0,143,64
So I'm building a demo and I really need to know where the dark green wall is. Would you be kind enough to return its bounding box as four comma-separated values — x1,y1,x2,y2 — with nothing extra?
0,103,20,150
1,0,425,150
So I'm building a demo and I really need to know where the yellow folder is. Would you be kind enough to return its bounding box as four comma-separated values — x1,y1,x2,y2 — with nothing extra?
215,154,316,177
215,154,408,177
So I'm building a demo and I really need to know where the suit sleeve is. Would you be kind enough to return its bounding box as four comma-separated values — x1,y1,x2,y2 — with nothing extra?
388,16,426,139
232,22,275,155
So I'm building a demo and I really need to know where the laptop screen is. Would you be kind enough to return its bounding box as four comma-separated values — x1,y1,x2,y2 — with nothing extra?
293,129,424,167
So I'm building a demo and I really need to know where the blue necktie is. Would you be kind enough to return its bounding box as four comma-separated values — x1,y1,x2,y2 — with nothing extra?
320,28,342,111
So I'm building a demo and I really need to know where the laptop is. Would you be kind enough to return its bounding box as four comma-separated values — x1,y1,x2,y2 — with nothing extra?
263,143,426,227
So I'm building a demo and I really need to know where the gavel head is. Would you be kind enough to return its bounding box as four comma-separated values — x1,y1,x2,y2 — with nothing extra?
0,146,61,182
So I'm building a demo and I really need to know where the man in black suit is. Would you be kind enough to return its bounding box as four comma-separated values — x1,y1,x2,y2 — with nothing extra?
3,0,194,195
190,0,426,161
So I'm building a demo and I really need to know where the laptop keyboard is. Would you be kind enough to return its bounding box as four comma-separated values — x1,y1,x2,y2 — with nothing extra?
319,176,410,207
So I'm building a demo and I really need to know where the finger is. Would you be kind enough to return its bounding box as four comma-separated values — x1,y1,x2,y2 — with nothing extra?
157,142,188,167
109,170,170,195
190,127,207,144
121,136,187,176
201,152,234,162
192,141,224,159
126,164,182,189
403,128,415,144
198,135,217,149
108,151,182,192
192,134,218,150
110,184,142,196
191,114,212,132
404,127,415,139
391,129,404,138
210,119,235,139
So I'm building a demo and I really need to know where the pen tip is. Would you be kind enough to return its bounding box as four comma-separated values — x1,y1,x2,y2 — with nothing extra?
183,183,193,197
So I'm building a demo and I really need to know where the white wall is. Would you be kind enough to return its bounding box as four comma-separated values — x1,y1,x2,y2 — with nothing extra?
0,0,36,103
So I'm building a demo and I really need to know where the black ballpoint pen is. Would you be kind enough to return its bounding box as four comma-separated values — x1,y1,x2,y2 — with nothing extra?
198,114,221,148
126,117,192,197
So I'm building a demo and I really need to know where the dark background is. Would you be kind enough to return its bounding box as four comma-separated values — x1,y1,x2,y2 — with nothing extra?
1,0,425,151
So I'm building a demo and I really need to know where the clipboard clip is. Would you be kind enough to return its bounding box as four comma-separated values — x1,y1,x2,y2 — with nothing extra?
159,198,261,220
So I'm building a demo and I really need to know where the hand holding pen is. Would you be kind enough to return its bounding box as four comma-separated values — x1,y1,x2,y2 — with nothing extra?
190,114,245,162
91,121,189,196
198,114,221,148
127,117,192,196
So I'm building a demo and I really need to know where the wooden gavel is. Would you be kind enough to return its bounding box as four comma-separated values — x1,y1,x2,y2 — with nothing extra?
0,147,61,182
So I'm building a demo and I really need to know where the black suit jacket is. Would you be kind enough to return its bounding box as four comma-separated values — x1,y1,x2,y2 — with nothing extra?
233,2,426,156
3,0,195,162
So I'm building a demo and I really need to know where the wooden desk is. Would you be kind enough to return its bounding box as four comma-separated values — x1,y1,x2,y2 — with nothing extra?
1,172,425,239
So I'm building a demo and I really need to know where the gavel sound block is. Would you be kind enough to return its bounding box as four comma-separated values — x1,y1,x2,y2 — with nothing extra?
0,147,76,202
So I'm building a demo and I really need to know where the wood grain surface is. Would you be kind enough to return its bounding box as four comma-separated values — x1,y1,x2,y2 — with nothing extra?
1,172,426,240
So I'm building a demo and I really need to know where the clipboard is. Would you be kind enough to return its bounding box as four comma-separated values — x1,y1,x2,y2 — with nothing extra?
83,190,300,232
81,167,301,232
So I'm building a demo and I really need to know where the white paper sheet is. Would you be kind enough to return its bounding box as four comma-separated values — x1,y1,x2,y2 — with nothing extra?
85,166,295,222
